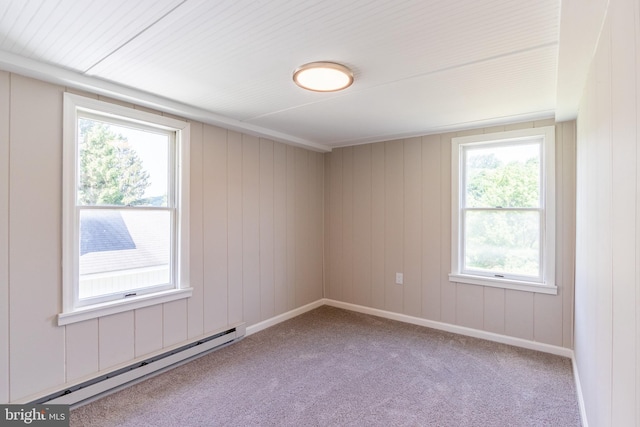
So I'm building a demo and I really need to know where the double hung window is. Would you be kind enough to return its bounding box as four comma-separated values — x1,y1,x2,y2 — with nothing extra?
450,126,556,294
59,94,191,325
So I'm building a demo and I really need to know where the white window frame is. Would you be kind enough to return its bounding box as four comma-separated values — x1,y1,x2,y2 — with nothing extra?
58,93,191,325
449,126,557,295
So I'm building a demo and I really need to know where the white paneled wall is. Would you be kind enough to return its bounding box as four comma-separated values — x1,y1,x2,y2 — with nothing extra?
8,75,66,401
574,0,640,425
324,120,576,348
0,73,324,403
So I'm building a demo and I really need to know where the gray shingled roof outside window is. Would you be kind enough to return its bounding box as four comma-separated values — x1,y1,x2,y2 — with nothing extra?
79,210,169,276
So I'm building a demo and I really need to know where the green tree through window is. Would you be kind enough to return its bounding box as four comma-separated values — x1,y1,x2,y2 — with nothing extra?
463,143,541,277
78,119,150,206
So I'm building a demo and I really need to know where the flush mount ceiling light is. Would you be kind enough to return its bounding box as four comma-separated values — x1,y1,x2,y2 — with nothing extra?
293,62,354,92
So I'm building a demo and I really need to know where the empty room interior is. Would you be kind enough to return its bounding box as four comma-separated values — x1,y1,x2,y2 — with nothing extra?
0,0,638,425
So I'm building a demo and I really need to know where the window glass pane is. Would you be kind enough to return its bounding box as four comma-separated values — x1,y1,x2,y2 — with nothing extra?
464,142,540,208
79,209,171,299
464,210,540,277
78,118,169,207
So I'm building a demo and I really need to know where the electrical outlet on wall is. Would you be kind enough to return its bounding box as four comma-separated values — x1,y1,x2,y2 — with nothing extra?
395,272,403,285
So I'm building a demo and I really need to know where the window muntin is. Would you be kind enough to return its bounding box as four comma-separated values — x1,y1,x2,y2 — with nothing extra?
61,94,191,323
75,116,174,306
78,208,172,303
461,140,543,281
450,126,556,294
77,115,171,208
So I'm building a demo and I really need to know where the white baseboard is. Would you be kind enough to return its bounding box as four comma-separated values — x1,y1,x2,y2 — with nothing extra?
322,298,574,358
226,300,588,427
246,298,575,358
245,299,325,336
571,355,589,427
320,299,588,425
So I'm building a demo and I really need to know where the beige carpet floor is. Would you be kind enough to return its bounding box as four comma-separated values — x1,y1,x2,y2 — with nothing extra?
71,306,581,426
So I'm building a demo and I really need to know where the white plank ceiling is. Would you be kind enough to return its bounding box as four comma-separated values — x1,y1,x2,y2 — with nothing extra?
0,0,591,150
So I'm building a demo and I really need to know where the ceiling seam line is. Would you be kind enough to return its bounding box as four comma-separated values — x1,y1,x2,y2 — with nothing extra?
82,0,189,75
244,41,559,122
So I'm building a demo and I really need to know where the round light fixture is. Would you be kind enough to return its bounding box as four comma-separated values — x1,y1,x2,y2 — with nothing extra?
293,61,354,92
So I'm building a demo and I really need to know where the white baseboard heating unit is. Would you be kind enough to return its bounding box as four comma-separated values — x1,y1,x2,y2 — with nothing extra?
33,323,246,407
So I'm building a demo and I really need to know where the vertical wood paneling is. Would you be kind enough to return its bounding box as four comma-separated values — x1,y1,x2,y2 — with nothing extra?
99,312,134,371
574,64,591,421
203,125,228,332
242,135,261,326
273,142,287,314
504,290,534,340
561,122,576,349
187,121,204,339
9,75,65,400
327,149,343,301
353,145,372,307
308,152,324,302
483,287,505,334
371,143,385,309
227,131,244,325
555,124,569,310
1,75,327,402
573,1,640,422
294,148,312,306
533,294,562,345
421,135,441,320
595,19,613,427
323,151,331,301
286,145,296,310
0,70,9,403
384,141,403,313
579,59,599,425
456,284,483,329
260,139,275,320
134,306,163,357
324,120,575,350
610,0,637,422
554,122,566,346
163,300,187,347
313,152,324,301
403,138,422,317
587,61,600,425
440,133,456,324
533,119,566,348
65,320,98,382
341,147,354,303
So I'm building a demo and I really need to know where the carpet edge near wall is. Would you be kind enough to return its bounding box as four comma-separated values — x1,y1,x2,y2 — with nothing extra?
254,298,586,427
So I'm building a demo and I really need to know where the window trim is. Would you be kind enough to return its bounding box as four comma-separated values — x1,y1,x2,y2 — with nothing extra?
59,93,191,326
449,126,557,295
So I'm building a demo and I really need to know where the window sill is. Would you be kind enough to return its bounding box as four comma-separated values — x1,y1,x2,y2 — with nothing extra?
58,288,193,326
448,274,557,295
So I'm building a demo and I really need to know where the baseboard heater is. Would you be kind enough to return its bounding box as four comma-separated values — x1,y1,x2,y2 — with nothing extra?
33,323,246,407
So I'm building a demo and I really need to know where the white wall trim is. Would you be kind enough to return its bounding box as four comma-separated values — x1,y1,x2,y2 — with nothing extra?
247,298,575,359
322,299,573,358
572,355,589,427
40,297,589,423
0,51,330,153
322,300,587,425
235,298,585,425
245,299,326,336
